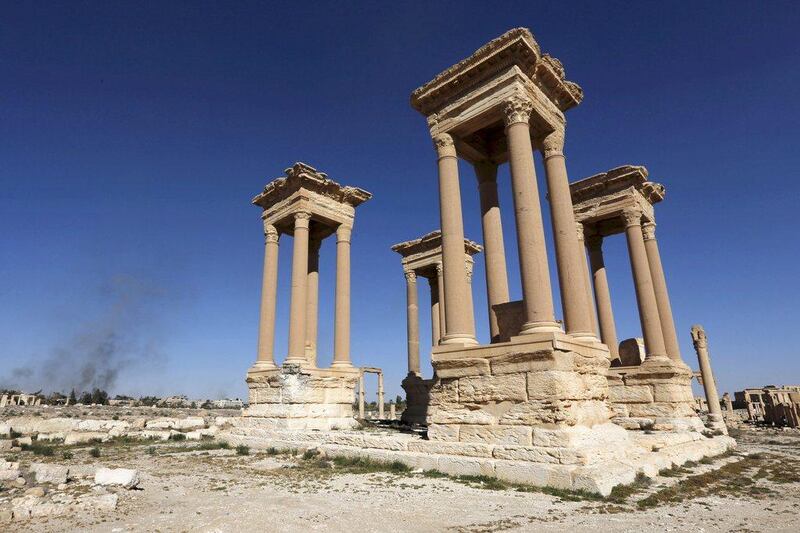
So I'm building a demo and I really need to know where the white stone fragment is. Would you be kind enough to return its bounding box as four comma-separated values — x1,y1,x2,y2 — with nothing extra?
94,467,140,489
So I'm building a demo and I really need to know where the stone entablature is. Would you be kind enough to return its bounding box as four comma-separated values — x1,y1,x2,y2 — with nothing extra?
392,230,481,279
570,165,664,236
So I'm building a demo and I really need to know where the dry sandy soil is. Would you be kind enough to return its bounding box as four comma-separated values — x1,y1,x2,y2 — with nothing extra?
5,425,800,532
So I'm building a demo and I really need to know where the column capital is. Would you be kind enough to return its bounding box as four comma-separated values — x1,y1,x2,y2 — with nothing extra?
264,224,280,244
691,324,708,350
435,262,443,276
294,211,311,227
404,269,417,283
621,207,643,228
585,233,603,250
540,129,565,159
336,224,352,243
642,222,657,241
575,221,586,242
432,133,457,158
502,94,534,127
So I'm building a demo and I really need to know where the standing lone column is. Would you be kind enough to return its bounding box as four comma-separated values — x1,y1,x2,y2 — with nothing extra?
254,224,280,369
474,161,510,342
358,374,365,419
586,234,620,361
623,208,668,359
429,276,441,346
378,373,385,419
434,133,477,345
503,96,559,334
540,129,596,339
466,262,476,337
332,224,353,367
642,223,683,364
691,325,726,433
405,270,421,375
305,238,321,367
286,212,311,364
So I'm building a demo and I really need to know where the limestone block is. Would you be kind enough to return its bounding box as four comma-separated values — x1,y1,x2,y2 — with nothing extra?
31,463,69,484
436,456,495,477
627,402,696,419
494,461,574,490
490,349,568,375
458,373,527,404
249,385,282,403
492,446,560,464
16,436,32,446
407,441,493,458
572,461,637,496
459,425,531,446
63,432,108,445
612,417,655,430
651,383,695,403
0,439,13,450
214,416,235,427
0,423,9,437
361,435,409,451
499,401,571,426
68,464,96,479
393,452,439,472
184,430,203,440
608,384,654,404
428,405,497,425
526,371,587,400
427,423,459,441
94,467,140,489
131,418,147,429
324,433,366,447
434,357,490,379
135,430,172,441
0,461,20,481
173,417,205,430
5,416,78,435
428,379,459,406
79,493,118,511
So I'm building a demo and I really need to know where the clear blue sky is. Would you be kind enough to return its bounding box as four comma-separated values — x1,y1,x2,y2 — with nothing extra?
2,1,799,401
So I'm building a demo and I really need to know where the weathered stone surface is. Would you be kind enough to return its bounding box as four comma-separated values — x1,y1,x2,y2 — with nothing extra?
608,384,654,404
460,425,531,446
651,383,694,403
94,467,140,489
427,423,459,441
31,463,69,484
436,456,495,477
458,374,527,403
63,431,108,445
572,461,637,496
407,441,493,458
0,439,12,451
489,349,567,375
434,358,490,379
428,379,459,406
428,405,497,425
526,371,587,400
494,461,574,490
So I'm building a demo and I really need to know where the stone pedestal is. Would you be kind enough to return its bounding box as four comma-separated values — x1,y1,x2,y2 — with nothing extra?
400,373,433,426
244,364,359,430
426,333,630,453
607,359,704,432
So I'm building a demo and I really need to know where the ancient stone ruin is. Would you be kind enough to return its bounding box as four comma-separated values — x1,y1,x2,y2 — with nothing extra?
223,28,736,496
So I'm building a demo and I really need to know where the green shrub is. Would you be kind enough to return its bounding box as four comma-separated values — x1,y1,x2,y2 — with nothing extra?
235,444,250,456
21,443,55,456
169,432,187,441
62,451,73,459
147,446,157,456
9,429,22,439
89,447,101,458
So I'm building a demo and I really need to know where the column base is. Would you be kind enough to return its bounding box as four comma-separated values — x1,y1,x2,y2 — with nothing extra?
519,320,562,335
441,333,479,346
330,360,354,369
249,360,278,372
569,331,599,343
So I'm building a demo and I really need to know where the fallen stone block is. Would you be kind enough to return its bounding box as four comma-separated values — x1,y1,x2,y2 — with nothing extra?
31,463,69,484
64,431,108,445
94,467,140,489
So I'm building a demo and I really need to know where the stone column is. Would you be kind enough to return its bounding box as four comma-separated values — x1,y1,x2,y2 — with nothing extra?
434,133,477,345
474,161,510,343
254,225,280,370
466,261,476,337
642,223,683,363
405,270,421,375
305,238,321,367
429,276,441,346
586,234,620,360
378,373,385,419
358,374,365,419
723,393,733,414
622,208,668,359
540,129,596,340
436,263,446,341
691,325,726,432
503,96,559,335
389,400,396,420
332,224,353,367
286,212,311,364
576,223,599,337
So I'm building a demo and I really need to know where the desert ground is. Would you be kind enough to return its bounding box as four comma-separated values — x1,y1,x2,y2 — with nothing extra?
2,407,800,532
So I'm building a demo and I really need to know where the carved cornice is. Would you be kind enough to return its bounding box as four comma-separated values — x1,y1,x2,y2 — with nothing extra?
621,207,642,228
540,129,565,158
391,230,482,258
691,325,708,350
253,162,372,210
502,95,534,127
642,222,657,241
